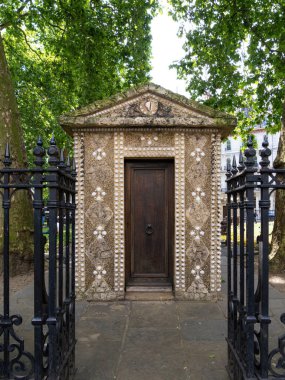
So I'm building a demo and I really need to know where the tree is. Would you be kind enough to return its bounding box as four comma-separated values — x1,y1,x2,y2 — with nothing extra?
2,0,158,162
168,0,285,270
0,0,157,272
0,32,34,274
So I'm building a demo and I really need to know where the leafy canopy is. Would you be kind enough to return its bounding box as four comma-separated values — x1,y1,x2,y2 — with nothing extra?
168,0,285,136
0,0,158,160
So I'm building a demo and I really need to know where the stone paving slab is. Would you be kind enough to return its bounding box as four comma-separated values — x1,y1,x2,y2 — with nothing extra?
75,300,228,380
73,254,285,379
3,250,285,379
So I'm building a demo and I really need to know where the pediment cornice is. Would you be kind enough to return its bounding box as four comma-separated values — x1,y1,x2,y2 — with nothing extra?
60,83,236,138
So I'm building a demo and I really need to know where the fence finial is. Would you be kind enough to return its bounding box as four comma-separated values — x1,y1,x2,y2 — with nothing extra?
238,150,245,171
259,135,271,168
226,160,232,179
33,137,45,167
47,135,59,166
66,155,71,174
71,158,76,177
3,142,12,167
59,149,66,170
231,155,238,175
244,135,256,168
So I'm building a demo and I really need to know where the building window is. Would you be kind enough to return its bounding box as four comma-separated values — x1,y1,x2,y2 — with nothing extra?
226,157,231,170
226,139,231,151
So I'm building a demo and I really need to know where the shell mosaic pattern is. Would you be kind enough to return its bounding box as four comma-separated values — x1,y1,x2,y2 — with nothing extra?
74,132,85,295
92,187,106,201
83,133,117,301
210,133,222,293
114,132,125,295
124,131,174,148
140,135,159,146
174,133,186,291
64,85,235,301
191,148,205,162
184,134,212,300
73,128,222,301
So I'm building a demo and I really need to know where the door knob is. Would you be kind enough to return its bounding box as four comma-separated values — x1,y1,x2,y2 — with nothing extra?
145,224,153,235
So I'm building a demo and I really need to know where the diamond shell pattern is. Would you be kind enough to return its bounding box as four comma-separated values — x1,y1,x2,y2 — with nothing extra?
83,133,116,300
185,135,211,299
74,128,222,301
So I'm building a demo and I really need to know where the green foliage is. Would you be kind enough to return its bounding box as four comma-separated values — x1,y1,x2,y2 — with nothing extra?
168,0,285,136
0,1,158,161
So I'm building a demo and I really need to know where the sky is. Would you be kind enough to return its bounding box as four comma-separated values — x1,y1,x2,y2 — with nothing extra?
150,3,188,97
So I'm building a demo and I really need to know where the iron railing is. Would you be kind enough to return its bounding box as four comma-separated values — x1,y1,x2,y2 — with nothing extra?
226,135,285,379
0,137,76,379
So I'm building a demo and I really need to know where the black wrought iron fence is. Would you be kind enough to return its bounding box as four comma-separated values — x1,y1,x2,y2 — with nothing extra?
226,135,285,379
0,137,76,379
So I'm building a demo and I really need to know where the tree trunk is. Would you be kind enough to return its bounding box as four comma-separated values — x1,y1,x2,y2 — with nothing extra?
0,32,34,275
269,98,285,272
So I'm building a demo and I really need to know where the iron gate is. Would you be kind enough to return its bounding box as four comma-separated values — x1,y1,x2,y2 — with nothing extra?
226,135,285,379
0,137,76,379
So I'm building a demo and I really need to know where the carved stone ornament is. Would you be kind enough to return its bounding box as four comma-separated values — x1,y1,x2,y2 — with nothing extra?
139,98,159,115
126,97,173,118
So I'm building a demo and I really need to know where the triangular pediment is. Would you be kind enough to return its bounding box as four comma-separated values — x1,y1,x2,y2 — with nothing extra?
60,83,236,138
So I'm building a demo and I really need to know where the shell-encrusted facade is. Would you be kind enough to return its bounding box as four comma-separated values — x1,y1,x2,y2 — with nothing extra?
60,83,236,301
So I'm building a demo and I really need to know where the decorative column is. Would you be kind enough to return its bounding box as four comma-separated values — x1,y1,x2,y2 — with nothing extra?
73,132,85,295
174,132,186,292
210,133,222,294
114,132,125,296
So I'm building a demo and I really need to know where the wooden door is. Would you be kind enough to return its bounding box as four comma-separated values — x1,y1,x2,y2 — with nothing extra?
125,160,174,287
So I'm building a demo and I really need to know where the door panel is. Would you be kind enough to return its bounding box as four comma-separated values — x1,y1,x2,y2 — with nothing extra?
125,160,174,287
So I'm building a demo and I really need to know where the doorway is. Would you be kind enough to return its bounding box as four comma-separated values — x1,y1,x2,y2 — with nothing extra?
125,160,174,289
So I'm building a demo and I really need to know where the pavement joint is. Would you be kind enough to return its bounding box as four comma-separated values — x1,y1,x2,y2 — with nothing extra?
115,300,132,379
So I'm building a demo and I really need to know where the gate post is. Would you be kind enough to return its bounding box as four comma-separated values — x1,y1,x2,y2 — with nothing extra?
32,137,46,379
2,143,12,377
70,158,77,375
258,136,271,377
237,151,246,362
46,136,60,379
226,160,234,374
244,136,257,378
231,156,239,358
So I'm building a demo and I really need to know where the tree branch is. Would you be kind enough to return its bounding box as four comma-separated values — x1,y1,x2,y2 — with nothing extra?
0,5,29,31
16,27,44,61
250,25,281,55
237,5,284,59
40,12,66,32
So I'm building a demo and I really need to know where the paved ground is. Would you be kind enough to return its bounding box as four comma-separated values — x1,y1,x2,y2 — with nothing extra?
75,299,228,380
4,251,285,379
74,253,229,379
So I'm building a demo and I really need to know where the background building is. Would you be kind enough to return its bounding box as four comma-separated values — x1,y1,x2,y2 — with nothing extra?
221,126,280,218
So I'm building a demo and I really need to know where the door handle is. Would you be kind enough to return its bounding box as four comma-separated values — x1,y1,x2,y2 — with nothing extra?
145,224,153,235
